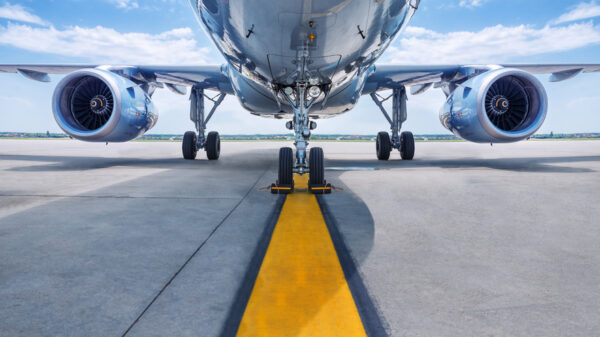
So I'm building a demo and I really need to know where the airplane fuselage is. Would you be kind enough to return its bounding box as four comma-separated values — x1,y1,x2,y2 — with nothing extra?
191,0,417,119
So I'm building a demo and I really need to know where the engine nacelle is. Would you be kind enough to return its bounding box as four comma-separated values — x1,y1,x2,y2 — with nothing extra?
439,68,547,143
53,68,158,142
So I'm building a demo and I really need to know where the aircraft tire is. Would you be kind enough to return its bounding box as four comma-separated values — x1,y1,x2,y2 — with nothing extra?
278,147,294,186
205,131,220,160
400,131,415,160
309,147,325,186
182,131,198,160
376,131,392,160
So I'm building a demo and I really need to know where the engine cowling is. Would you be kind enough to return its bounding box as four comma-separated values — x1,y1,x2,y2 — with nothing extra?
439,68,547,143
53,68,158,142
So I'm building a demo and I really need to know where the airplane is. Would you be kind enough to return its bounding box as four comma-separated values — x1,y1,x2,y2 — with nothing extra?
1,0,599,193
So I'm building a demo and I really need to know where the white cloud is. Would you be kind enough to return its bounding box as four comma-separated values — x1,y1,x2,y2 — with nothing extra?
459,0,487,8
107,0,180,11
551,1,600,25
109,0,139,10
0,3,47,25
0,23,214,65
382,22,600,64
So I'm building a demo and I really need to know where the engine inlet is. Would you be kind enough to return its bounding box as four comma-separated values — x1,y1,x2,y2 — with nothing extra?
70,77,114,131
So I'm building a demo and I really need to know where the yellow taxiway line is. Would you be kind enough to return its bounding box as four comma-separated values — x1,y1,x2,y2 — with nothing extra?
236,175,367,336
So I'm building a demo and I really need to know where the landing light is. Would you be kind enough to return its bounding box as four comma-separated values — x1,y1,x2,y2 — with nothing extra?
308,86,321,98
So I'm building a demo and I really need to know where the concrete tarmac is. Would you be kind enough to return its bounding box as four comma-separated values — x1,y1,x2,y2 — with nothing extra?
1,139,599,336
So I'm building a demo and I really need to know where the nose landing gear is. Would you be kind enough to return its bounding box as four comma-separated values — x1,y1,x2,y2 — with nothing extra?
271,146,331,194
270,84,331,194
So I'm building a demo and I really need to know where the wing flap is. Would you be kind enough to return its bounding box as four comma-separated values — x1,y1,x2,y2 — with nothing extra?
16,69,51,82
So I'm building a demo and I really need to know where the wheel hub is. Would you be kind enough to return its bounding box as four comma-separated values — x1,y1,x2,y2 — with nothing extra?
90,95,110,115
489,95,510,115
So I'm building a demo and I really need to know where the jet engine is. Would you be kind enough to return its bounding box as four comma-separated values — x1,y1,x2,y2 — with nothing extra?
53,68,158,142
439,68,547,143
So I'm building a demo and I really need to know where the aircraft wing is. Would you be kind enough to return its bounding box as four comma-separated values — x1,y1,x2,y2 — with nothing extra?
0,64,233,94
364,64,600,95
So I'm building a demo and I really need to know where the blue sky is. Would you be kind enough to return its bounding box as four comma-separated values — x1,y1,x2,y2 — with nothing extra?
0,0,599,134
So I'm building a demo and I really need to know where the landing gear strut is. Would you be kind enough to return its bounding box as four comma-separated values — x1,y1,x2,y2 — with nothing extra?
370,86,415,161
271,83,331,194
182,86,226,160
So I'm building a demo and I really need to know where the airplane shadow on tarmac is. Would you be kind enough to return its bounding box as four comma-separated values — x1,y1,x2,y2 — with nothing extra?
0,151,277,172
325,155,600,173
2,152,599,173
317,171,389,336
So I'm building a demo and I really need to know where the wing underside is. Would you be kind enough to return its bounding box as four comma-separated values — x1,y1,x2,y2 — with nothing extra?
364,64,600,95
0,64,233,94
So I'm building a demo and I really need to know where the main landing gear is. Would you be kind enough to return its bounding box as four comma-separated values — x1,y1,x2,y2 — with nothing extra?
370,86,415,161
182,86,226,161
271,84,331,194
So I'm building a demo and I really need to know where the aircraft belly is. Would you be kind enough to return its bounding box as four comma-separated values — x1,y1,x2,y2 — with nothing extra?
223,0,371,86
193,0,416,114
